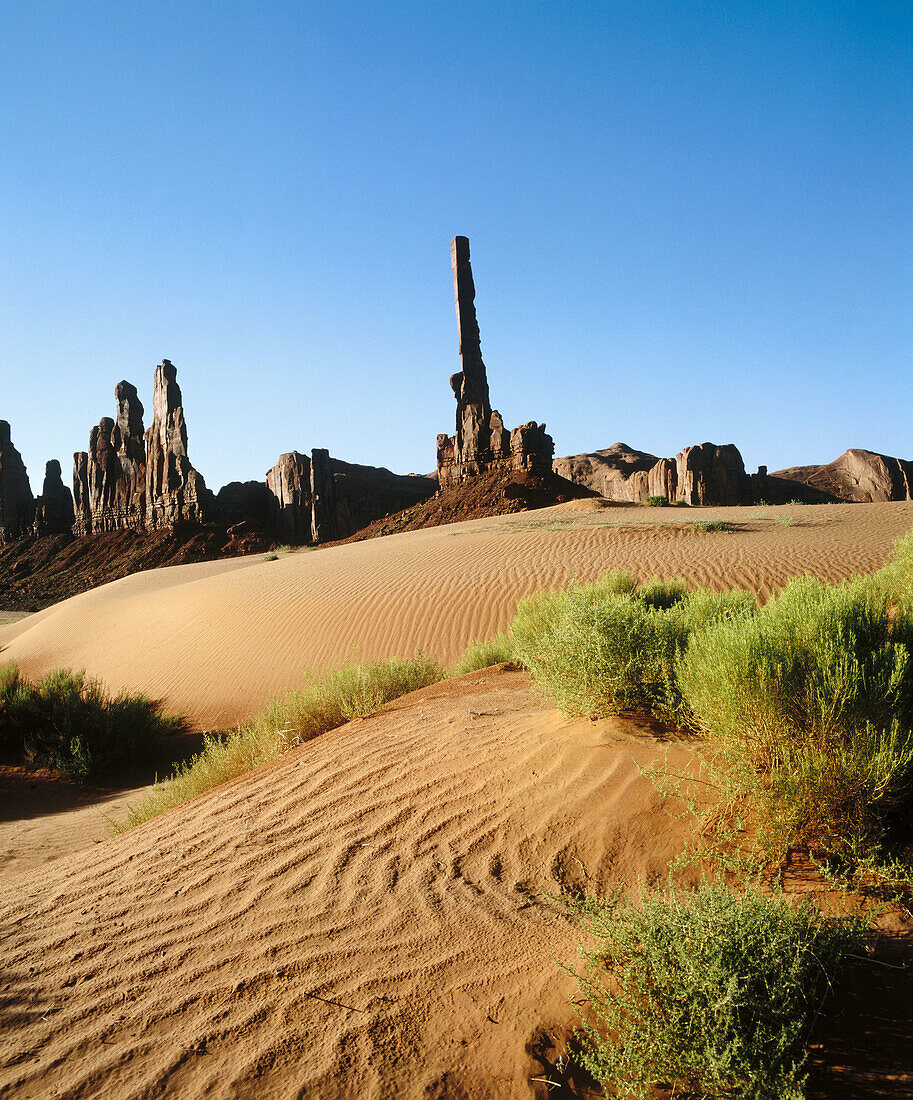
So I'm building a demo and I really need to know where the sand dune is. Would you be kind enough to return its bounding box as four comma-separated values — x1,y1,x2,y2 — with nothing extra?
2,501,911,730
0,668,700,1099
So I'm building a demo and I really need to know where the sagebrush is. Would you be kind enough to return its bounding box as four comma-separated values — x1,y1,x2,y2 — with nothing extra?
569,879,863,1100
0,663,183,782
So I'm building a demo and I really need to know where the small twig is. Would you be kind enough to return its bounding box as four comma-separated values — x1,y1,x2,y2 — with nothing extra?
302,991,367,1013
846,952,908,970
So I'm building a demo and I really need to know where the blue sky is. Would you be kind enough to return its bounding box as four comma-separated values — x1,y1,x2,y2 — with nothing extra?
2,1,911,494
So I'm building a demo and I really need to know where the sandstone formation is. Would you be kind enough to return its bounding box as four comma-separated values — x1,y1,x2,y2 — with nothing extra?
262,450,436,544
0,421,35,542
773,449,913,503
33,460,75,536
676,442,752,506
554,441,756,506
215,480,273,531
145,361,213,528
74,363,213,535
437,237,554,489
266,452,312,543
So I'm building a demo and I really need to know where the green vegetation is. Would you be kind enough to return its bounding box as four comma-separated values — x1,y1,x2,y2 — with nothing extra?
446,631,515,676
117,654,442,829
773,514,798,527
569,879,863,1100
264,552,279,560
695,519,737,532
0,663,183,782
511,571,754,721
678,574,913,864
644,494,669,507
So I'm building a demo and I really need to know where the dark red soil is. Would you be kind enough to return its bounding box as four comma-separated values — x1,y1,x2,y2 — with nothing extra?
0,523,272,612
333,468,596,544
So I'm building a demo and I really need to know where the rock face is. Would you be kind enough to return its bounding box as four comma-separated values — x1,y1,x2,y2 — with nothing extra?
74,362,213,535
266,452,313,542
554,441,755,506
33,460,75,536
262,450,436,544
772,449,913,503
437,237,554,489
675,443,752,506
0,421,35,542
216,480,273,530
145,360,213,528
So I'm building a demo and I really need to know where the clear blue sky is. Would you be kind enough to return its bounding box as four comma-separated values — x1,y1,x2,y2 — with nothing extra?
2,1,911,494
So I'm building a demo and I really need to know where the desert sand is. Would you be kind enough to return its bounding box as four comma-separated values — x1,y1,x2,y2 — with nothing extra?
2,501,913,1098
2,500,912,731
0,668,702,1099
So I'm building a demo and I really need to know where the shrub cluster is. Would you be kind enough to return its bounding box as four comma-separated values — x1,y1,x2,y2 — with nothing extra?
0,663,183,782
570,879,863,1100
512,549,913,867
511,570,754,722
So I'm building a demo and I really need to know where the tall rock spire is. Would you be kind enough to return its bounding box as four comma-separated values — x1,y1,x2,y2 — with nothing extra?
450,236,492,472
145,360,212,528
437,236,553,489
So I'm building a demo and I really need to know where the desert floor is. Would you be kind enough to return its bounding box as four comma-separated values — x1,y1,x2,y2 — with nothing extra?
2,500,913,1098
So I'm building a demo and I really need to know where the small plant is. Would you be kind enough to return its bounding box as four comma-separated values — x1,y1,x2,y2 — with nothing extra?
264,552,279,561
644,495,669,507
567,879,864,1100
695,519,737,532
774,515,797,527
0,663,184,782
447,632,516,676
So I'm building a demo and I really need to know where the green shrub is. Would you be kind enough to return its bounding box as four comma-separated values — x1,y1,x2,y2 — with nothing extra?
118,653,442,829
869,526,913,614
510,574,755,721
447,632,516,676
677,576,913,860
644,495,669,507
0,663,184,782
696,519,737,532
568,879,863,1100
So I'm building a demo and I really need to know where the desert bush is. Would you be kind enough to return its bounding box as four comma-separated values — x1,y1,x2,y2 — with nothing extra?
696,519,737,532
568,879,863,1100
644,495,669,507
511,575,755,721
869,526,913,614
0,662,183,782
118,653,442,829
678,575,913,860
447,632,516,676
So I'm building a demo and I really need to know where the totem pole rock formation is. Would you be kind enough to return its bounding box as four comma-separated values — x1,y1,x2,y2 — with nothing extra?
0,421,35,542
145,360,213,528
437,237,553,489
33,460,75,536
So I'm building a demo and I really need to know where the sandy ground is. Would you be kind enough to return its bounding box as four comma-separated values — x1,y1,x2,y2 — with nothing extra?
2,502,913,1098
2,500,911,731
0,669,702,1099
